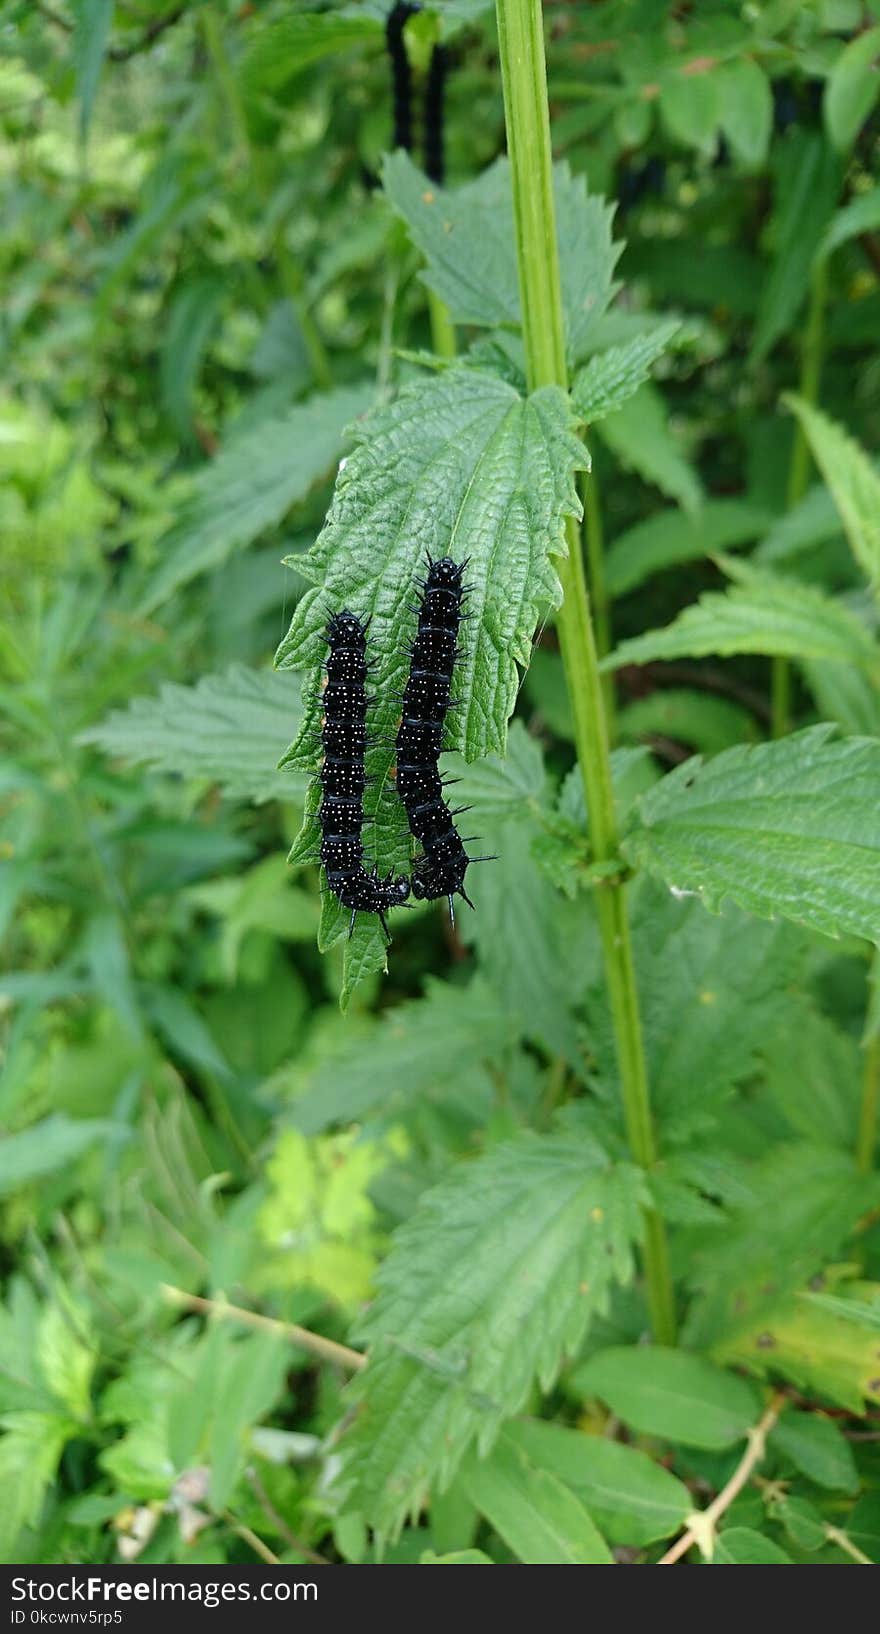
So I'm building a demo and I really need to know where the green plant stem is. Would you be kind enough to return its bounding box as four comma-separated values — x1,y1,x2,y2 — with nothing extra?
495,0,675,1345
581,468,615,735
771,257,829,738
428,288,457,358
856,1031,880,1173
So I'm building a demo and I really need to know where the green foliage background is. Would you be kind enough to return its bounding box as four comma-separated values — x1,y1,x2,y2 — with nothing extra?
3,0,880,1568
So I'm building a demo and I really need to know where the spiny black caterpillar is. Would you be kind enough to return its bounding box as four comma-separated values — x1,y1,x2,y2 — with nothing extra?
319,611,410,939
386,2,419,155
395,555,493,924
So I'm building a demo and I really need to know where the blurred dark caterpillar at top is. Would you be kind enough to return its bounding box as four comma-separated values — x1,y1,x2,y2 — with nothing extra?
386,2,419,154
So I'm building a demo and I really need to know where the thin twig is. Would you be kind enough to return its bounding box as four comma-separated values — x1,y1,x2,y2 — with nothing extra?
162,1285,366,1372
222,1511,280,1566
247,1469,330,1567
825,1525,872,1565
658,1393,786,1565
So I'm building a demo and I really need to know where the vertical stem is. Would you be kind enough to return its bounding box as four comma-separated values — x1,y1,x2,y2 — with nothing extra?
771,257,829,738
856,1032,880,1173
428,288,457,359
495,0,675,1344
582,469,615,734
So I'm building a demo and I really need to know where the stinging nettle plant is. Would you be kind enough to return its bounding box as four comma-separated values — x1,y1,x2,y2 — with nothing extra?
8,0,880,1572
271,0,880,1553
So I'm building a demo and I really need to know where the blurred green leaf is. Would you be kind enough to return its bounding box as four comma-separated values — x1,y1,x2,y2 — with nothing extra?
573,1347,759,1451
459,1435,612,1564
505,1419,690,1545
383,153,620,363
824,26,880,150
81,666,304,804
339,1132,644,1543
141,384,373,612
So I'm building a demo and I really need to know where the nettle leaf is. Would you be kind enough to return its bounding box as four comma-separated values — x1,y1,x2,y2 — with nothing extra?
81,667,303,805
291,977,516,1134
275,368,585,989
750,132,841,365
570,319,680,424
603,556,880,673
755,483,843,566
605,498,769,597
140,383,373,613
586,881,805,1137
338,1131,644,1543
783,394,880,587
761,998,861,1150
621,726,880,947
712,1281,880,1414
382,153,621,363
594,382,702,512
685,1145,880,1348
458,1435,612,1565
572,1346,759,1452
240,11,380,102
505,1420,690,1547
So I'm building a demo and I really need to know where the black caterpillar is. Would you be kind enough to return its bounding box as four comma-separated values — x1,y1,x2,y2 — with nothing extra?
395,555,487,923
423,43,448,184
319,611,410,938
386,2,419,154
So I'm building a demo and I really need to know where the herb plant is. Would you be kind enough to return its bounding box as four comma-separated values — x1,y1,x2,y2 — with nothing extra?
2,0,880,1568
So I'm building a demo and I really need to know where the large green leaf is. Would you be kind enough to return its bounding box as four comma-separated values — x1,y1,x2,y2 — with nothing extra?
586,883,804,1136
291,978,516,1134
686,1146,880,1347
712,1281,880,1413
275,367,585,991
783,394,880,587
595,382,702,512
81,667,304,805
505,1420,690,1546
382,153,620,363
338,1131,644,1542
240,12,380,102
459,1436,612,1565
573,1347,759,1451
621,726,880,946
570,320,680,424
750,132,841,364
140,383,372,612
603,557,880,672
